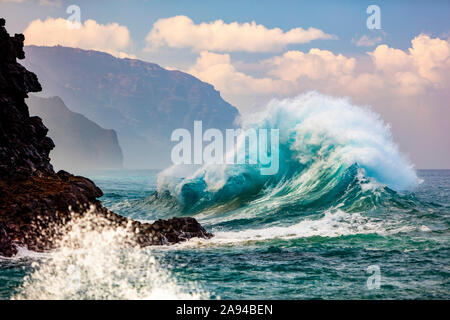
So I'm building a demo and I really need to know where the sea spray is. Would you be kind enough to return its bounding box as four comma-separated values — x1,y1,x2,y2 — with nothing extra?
12,206,209,300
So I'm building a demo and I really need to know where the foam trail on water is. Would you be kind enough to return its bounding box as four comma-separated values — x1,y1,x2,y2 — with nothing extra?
166,209,417,248
212,211,415,241
12,208,209,300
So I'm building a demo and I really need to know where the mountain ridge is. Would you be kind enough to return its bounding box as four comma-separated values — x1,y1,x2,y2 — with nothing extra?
27,95,124,171
23,45,240,168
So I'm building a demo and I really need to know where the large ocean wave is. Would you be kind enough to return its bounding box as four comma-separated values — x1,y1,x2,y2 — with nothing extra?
153,92,418,221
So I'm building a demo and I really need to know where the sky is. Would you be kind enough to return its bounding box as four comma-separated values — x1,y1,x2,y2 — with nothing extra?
1,0,449,168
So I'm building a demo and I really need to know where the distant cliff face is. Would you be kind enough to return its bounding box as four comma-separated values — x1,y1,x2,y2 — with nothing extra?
27,95,124,171
23,45,240,168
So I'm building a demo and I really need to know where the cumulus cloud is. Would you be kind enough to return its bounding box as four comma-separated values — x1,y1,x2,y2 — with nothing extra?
0,0,61,6
408,35,450,84
187,51,295,109
265,49,356,81
187,34,450,108
352,35,383,47
145,15,336,52
189,51,288,96
369,35,450,93
23,18,134,58
370,44,411,72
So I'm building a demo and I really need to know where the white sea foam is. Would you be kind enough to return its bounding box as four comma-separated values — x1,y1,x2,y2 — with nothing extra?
12,207,209,300
169,210,417,248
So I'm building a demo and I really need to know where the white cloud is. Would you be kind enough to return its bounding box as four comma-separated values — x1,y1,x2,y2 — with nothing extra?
0,0,61,6
369,44,411,72
409,35,450,84
188,51,288,100
23,18,134,58
187,51,295,109
352,35,383,47
186,34,450,111
265,49,356,81
369,35,450,93
38,0,61,6
145,15,336,53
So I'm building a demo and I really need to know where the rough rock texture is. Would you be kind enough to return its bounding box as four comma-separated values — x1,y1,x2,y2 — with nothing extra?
0,20,53,178
0,19,212,257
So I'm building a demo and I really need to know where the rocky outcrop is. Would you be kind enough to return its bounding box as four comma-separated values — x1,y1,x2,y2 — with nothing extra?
0,19,212,257
28,95,123,171
0,21,53,178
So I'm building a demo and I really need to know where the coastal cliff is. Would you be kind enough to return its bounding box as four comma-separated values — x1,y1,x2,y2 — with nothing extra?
0,18,211,257
27,95,124,171
24,45,239,169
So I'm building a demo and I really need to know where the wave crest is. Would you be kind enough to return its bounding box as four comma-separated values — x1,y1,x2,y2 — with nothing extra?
156,92,417,216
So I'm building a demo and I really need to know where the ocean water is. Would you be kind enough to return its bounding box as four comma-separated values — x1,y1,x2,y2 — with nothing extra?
1,93,449,299
1,169,449,299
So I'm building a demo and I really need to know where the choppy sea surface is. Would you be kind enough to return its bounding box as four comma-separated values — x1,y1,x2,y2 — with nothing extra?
1,93,449,299
1,169,449,299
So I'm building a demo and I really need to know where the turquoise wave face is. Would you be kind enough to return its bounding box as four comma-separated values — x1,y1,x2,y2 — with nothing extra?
152,92,419,228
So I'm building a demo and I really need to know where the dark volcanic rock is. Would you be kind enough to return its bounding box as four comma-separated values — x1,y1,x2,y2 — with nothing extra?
0,19,212,257
0,19,53,178
0,221,17,257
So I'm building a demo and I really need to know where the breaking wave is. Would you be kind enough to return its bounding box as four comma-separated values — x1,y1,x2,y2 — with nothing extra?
152,92,418,225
